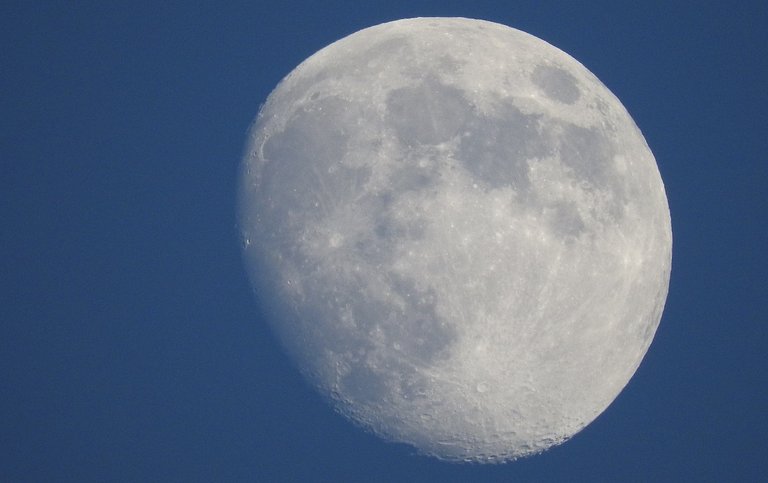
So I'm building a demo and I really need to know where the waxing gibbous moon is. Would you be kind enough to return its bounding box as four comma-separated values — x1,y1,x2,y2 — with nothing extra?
239,18,672,463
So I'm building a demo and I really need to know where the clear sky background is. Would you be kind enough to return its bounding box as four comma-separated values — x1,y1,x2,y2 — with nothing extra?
2,1,766,481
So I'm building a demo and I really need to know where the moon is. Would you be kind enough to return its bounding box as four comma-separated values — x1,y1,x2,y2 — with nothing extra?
239,18,672,463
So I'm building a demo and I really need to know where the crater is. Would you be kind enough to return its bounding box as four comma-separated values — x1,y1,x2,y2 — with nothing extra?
388,159,440,192
386,78,471,146
458,102,547,192
351,191,427,265
340,363,390,405
386,274,455,364
257,95,373,246
532,64,581,104
310,272,455,378
556,124,611,180
374,215,426,242
330,273,456,408
264,96,350,157
261,96,357,215
548,202,586,240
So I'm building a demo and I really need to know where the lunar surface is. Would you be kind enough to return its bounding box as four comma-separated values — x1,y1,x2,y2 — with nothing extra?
239,18,672,462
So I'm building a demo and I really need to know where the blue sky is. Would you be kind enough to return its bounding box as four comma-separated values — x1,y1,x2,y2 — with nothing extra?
2,1,766,481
